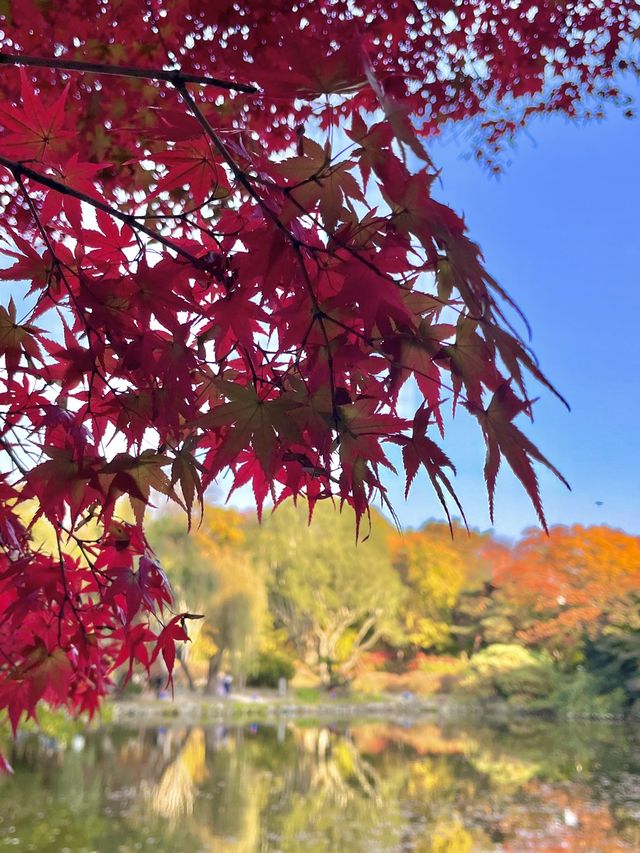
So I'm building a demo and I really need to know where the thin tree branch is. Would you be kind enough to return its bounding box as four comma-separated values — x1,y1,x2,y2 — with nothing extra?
0,437,29,476
0,51,257,94
0,155,200,264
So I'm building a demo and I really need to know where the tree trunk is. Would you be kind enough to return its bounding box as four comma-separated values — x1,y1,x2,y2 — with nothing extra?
204,653,222,695
178,656,197,692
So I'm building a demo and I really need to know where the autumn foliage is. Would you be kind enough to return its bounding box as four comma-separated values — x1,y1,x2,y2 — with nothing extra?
493,526,640,651
0,1,637,739
150,509,640,708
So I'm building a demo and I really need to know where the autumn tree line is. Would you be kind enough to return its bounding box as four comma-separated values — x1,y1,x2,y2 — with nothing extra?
147,505,640,716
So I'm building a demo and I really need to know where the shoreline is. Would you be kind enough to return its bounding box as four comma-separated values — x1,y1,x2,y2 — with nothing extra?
109,690,631,726
111,691,449,725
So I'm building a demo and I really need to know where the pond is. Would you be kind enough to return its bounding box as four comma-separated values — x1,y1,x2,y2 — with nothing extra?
2,715,640,851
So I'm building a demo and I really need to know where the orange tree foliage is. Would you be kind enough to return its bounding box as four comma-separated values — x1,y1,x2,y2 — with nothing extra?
493,526,640,657
0,1,637,744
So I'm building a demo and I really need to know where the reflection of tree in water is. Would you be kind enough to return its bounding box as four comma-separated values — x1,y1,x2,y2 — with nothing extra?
290,726,380,805
132,726,269,851
144,727,208,821
352,722,469,757
196,726,269,852
270,723,500,851
269,725,404,852
4,718,640,851
502,781,633,851
115,721,640,851
132,721,640,850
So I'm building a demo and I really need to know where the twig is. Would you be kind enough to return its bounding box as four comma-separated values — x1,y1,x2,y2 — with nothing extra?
0,51,257,94
0,436,28,475
0,155,200,264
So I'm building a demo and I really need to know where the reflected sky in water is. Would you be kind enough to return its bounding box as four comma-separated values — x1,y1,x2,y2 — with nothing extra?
2,716,640,851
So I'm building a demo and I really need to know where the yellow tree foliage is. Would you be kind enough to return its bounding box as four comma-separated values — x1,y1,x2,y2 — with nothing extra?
194,506,267,674
389,530,468,650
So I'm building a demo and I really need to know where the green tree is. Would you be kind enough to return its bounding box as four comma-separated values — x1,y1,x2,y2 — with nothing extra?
254,503,406,687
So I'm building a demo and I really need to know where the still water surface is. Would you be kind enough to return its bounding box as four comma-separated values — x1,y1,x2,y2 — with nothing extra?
2,715,640,851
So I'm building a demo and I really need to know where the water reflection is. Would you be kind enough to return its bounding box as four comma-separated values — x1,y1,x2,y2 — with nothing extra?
2,717,640,851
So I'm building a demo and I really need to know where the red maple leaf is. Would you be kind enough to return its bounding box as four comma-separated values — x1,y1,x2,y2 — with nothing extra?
0,69,70,162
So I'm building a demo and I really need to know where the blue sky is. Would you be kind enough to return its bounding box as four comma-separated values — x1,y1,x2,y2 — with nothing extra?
379,105,640,538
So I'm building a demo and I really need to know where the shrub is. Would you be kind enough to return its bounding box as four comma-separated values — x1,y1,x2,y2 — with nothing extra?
481,615,515,645
495,665,558,703
411,654,467,676
246,651,295,688
551,670,626,717
458,644,556,703
353,667,458,696
584,630,640,707
360,650,394,670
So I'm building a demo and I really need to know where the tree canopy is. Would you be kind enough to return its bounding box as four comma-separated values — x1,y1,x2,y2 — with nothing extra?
141,506,640,713
493,525,640,661
0,1,637,739
148,505,266,691
256,502,406,686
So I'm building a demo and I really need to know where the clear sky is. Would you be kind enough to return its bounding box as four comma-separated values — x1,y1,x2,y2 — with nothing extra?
379,103,640,538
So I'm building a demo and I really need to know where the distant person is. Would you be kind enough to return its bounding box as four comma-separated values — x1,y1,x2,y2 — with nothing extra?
150,674,163,695
149,658,168,697
223,673,233,696
216,671,226,697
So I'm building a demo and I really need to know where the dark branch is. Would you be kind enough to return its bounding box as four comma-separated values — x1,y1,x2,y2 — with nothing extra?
0,155,200,264
0,51,257,94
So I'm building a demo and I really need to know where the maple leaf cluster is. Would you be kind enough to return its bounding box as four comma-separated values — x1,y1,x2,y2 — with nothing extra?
0,1,636,170
0,1,635,745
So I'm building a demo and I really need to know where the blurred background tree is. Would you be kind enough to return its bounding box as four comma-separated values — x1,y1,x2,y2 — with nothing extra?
145,502,640,715
148,506,266,691
252,503,406,687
